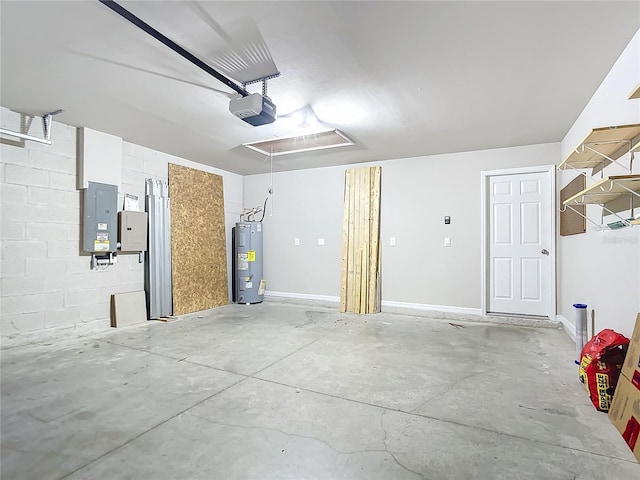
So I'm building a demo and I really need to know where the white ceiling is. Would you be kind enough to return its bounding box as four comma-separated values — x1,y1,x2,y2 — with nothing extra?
1,1,639,175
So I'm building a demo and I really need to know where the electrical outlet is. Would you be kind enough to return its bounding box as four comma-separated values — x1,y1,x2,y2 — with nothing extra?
318,238,325,246
294,238,300,246
444,237,451,247
390,237,396,246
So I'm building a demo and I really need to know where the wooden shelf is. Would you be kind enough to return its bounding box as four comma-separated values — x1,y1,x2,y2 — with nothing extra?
559,124,640,170
563,175,640,206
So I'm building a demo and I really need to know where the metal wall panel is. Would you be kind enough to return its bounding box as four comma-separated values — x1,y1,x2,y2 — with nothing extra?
145,179,172,319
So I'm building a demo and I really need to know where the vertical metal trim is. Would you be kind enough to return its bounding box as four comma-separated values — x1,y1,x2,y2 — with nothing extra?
145,179,172,318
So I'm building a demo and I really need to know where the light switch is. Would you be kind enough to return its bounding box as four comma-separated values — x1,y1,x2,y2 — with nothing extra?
294,238,300,246
390,237,396,246
444,237,451,247
318,238,325,246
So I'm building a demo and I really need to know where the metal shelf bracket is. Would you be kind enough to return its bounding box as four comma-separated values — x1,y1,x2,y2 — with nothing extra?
0,110,63,145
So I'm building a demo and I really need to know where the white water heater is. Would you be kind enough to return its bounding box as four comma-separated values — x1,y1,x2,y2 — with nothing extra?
233,221,265,304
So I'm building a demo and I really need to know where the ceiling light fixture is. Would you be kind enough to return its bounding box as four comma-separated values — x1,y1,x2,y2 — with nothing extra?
242,129,354,156
292,105,320,129
278,105,322,131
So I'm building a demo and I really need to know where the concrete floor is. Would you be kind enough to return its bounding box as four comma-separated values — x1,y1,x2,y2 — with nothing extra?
1,301,639,480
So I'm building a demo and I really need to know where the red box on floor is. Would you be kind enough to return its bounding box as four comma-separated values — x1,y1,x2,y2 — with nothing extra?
609,313,640,463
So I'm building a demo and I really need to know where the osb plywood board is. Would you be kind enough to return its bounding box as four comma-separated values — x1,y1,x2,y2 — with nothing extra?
560,175,585,236
169,163,228,315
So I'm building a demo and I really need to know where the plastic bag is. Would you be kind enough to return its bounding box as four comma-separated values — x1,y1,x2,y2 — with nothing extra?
579,329,629,412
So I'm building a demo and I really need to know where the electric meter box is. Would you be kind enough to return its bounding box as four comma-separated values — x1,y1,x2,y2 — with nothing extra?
118,211,148,252
82,182,118,253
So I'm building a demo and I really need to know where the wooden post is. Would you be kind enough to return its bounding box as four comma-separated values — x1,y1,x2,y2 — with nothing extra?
368,166,381,313
340,170,351,312
340,165,382,314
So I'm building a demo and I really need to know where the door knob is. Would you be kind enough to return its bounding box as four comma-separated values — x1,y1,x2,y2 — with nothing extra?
541,248,549,255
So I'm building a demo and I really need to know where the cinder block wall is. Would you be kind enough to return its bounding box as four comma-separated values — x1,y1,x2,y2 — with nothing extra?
1,119,86,333
0,108,242,338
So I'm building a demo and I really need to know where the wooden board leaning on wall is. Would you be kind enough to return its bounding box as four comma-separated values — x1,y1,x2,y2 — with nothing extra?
168,163,229,315
340,166,381,314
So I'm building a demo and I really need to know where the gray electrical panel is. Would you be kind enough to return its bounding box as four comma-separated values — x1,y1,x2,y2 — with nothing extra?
82,182,118,253
118,211,148,252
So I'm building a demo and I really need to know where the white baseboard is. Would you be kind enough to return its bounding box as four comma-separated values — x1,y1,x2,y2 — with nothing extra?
557,314,576,342
262,292,563,329
265,291,340,303
264,292,482,317
381,300,482,317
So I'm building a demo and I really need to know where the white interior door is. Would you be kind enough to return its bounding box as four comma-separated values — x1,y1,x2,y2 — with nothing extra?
488,171,552,317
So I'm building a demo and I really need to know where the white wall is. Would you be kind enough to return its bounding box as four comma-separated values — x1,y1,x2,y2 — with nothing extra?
558,29,640,338
244,143,558,312
0,107,242,338
4,30,637,339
